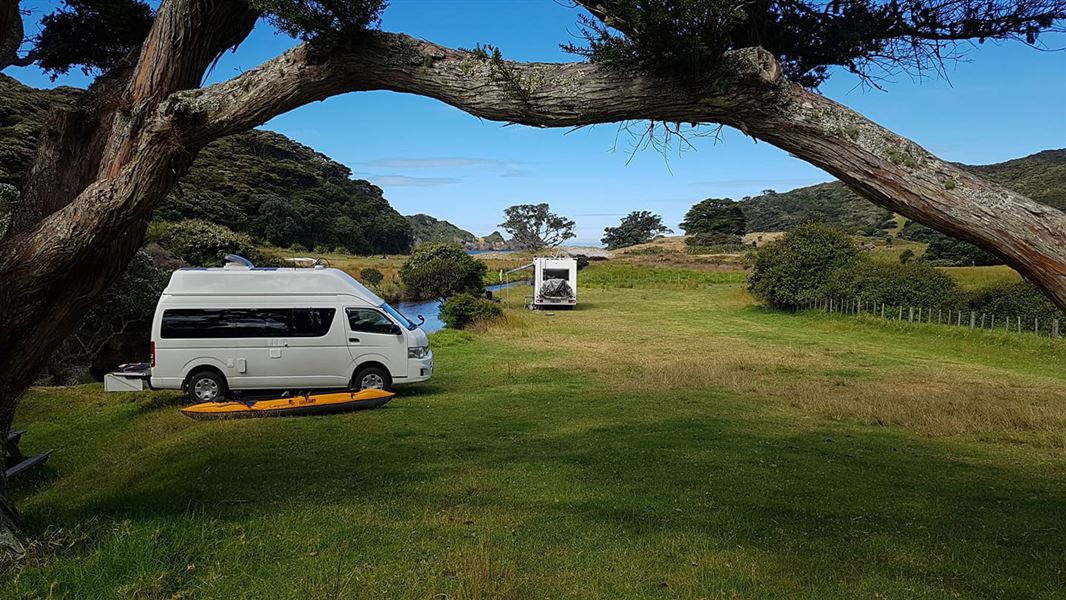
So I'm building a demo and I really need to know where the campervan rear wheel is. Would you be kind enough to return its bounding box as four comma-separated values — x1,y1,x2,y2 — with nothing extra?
353,366,392,391
186,370,228,403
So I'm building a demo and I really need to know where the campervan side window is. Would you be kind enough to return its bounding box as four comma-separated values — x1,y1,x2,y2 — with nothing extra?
161,308,336,339
291,308,336,337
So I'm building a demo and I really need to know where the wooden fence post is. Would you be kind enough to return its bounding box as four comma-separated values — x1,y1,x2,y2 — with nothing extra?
1017,317,1021,334
980,313,986,329
1035,318,1039,335
1054,320,1060,338
970,311,976,328
908,307,914,322
881,303,886,318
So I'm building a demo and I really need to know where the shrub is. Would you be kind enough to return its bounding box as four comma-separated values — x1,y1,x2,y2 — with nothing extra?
440,293,503,329
821,260,964,310
151,219,262,266
685,231,741,247
748,223,861,308
359,267,384,289
898,248,915,264
967,281,1063,324
399,243,487,300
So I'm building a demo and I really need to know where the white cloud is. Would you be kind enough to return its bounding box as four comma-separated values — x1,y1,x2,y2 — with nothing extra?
372,175,461,187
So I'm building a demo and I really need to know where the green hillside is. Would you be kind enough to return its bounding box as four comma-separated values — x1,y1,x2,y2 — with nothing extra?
740,149,1066,234
0,75,412,255
406,213,477,246
740,183,893,235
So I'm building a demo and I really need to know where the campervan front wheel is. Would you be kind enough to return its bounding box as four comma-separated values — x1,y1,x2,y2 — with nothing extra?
186,370,228,403
353,366,392,391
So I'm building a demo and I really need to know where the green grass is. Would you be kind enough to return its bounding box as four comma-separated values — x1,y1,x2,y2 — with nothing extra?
5,268,1066,598
942,265,1024,290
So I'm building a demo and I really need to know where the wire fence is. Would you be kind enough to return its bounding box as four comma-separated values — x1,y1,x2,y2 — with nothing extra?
799,297,1062,338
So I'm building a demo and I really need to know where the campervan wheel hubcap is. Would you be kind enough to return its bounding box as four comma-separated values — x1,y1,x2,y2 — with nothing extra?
361,374,384,389
194,378,219,401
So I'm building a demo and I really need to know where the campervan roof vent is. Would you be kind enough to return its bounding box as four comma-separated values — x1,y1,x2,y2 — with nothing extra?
223,254,254,269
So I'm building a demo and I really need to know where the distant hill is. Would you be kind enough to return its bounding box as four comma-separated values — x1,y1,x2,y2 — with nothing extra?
0,74,413,255
406,214,477,246
739,149,1066,235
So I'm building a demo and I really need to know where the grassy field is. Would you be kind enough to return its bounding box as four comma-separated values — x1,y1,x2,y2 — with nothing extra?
5,264,1064,598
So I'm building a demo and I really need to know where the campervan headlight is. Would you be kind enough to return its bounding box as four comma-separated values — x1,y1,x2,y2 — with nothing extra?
408,346,429,359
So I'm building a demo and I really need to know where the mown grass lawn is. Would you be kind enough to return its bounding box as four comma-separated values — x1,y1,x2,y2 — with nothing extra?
5,265,1065,599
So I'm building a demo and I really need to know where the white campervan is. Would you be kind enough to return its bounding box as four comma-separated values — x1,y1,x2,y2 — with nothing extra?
149,260,432,402
532,257,578,309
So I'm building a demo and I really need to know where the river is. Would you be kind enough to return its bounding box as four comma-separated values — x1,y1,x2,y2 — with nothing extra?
395,281,530,333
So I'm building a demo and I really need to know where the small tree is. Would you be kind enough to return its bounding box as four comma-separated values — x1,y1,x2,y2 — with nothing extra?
601,211,672,250
680,198,746,236
499,203,576,250
899,249,915,264
748,223,861,308
399,243,486,301
359,267,384,290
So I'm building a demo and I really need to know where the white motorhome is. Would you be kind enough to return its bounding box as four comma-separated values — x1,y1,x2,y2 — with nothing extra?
149,260,432,402
532,257,578,309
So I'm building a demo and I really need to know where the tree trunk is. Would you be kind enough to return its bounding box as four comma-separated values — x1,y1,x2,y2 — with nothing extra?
0,0,257,552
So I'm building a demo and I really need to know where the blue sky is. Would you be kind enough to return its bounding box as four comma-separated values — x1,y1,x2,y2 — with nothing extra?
10,1,1066,244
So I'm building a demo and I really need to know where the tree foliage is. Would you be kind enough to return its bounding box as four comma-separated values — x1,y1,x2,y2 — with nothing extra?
399,243,487,301
32,0,154,78
567,0,1066,87
601,210,672,249
499,203,576,250
253,0,388,42
681,198,746,236
748,223,862,308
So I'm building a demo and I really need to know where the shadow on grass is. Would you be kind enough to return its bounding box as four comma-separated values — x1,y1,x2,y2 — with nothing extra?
22,398,1065,597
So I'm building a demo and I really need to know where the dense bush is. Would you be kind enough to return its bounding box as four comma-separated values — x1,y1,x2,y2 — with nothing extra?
966,281,1063,324
748,224,861,308
399,243,486,300
821,260,964,310
440,293,503,329
151,219,263,267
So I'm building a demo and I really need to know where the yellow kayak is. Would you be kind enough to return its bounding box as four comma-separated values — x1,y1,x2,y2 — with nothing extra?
180,388,395,420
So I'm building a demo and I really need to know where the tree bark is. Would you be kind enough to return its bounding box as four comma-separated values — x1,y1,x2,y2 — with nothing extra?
0,24,1062,554
0,0,20,71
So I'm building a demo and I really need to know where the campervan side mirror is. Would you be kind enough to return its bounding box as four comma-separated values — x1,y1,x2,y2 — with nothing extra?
389,324,402,335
